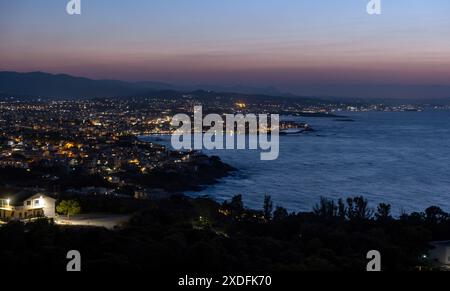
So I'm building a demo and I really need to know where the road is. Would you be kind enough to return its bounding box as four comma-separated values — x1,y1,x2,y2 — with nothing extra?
55,213,131,229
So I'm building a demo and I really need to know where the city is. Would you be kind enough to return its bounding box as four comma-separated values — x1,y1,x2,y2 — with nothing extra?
2,0,450,282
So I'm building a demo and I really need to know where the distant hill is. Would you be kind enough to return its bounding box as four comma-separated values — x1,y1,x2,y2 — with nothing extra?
3,71,448,104
0,71,175,98
0,71,292,99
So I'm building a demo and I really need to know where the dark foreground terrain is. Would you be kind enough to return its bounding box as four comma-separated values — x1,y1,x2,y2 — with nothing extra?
0,194,449,272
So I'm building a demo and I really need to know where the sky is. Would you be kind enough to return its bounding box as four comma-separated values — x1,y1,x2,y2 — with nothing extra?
1,0,450,97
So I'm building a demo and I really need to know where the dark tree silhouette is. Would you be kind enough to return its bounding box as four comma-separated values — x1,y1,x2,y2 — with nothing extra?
347,196,373,220
338,198,346,219
425,206,448,223
263,195,273,220
314,197,337,219
273,206,288,221
376,203,392,221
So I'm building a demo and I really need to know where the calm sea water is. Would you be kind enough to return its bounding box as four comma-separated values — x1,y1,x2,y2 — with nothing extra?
144,111,450,214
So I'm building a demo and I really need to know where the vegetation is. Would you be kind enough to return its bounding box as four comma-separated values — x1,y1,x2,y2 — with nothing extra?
56,200,82,219
0,194,449,271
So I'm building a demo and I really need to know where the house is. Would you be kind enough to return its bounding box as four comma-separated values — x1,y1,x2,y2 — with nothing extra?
429,241,450,267
0,193,56,221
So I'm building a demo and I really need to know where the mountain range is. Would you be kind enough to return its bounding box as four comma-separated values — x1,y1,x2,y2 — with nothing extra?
0,71,291,99
0,71,175,98
1,71,450,103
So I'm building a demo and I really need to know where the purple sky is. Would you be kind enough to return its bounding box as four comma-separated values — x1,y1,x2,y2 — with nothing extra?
1,0,450,96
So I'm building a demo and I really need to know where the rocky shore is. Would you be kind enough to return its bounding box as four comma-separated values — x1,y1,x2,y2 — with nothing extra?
135,152,236,192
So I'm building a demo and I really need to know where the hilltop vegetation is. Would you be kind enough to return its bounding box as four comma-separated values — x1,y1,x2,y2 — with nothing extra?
0,194,449,271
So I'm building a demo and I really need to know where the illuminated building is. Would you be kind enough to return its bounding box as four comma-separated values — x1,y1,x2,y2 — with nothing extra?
0,193,56,221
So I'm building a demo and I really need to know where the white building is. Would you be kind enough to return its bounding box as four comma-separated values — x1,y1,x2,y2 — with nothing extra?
0,193,56,221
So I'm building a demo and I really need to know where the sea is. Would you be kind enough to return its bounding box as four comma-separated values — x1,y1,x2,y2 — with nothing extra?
142,110,450,214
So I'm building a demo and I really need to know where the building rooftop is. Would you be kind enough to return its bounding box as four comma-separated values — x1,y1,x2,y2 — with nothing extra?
0,191,54,206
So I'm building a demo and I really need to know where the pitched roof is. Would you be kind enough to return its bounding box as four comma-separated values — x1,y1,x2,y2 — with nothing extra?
0,191,55,206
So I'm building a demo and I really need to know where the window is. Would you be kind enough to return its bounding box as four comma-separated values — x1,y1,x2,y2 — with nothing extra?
27,200,31,206
34,199,40,206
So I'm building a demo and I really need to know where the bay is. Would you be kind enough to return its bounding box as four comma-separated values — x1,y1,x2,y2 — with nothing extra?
143,111,450,214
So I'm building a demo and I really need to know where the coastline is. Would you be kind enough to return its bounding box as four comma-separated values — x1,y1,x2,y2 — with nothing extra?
139,136,236,193
142,111,450,214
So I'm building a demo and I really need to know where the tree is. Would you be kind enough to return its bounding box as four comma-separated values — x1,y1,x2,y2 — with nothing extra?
56,200,81,219
337,198,346,220
263,195,273,220
346,196,373,220
273,206,288,221
313,197,337,219
230,195,244,212
425,206,448,223
375,203,392,221
222,195,245,219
